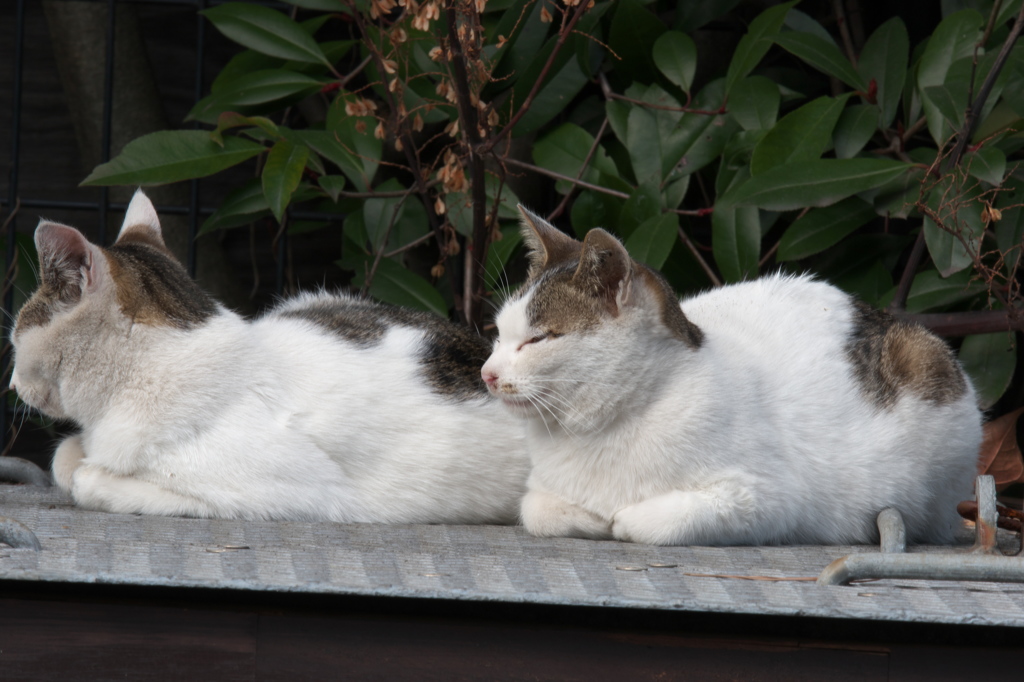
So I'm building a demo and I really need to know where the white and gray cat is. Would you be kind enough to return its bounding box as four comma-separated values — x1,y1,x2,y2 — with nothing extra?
481,208,982,546
10,190,529,523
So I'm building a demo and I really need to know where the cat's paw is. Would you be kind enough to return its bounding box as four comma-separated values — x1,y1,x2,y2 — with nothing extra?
612,495,691,545
52,435,86,492
521,490,612,540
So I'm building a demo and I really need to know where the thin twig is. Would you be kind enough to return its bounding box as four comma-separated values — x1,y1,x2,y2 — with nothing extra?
888,229,926,312
599,73,724,115
945,2,1024,172
361,191,412,294
831,0,858,67
444,2,489,324
503,157,631,199
383,231,434,258
548,117,609,222
677,226,721,287
480,0,592,154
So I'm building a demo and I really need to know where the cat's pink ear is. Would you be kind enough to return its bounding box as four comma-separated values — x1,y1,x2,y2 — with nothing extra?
573,228,632,312
34,221,106,294
115,189,166,250
517,205,580,278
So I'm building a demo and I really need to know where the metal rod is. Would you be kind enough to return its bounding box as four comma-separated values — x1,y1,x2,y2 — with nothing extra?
0,516,41,551
99,0,118,245
973,475,999,554
2,0,27,457
187,0,208,278
877,508,906,554
819,476,1019,586
0,457,52,487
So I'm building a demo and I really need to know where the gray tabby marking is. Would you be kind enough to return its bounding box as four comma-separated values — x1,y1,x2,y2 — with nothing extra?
280,297,491,400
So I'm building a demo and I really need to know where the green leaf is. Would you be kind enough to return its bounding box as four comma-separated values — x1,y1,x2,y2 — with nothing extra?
317,175,346,202
211,112,279,146
199,179,269,235
922,176,984,277
625,213,679,270
960,331,1017,410
964,146,1006,185
663,79,736,178
750,95,849,175
626,105,663,185
833,104,878,159
725,159,913,210
608,0,668,84
904,268,986,314
511,49,588,136
653,31,697,93
725,1,797,96
284,0,355,12
618,185,661,240
82,130,263,186
201,3,330,66
675,0,741,32
857,17,908,128
777,197,876,261
187,70,324,123
532,123,623,193
774,32,867,91
571,191,624,238
712,201,760,282
834,260,893,306
354,258,448,318
729,76,780,131
917,9,984,144
262,138,309,222
922,83,967,129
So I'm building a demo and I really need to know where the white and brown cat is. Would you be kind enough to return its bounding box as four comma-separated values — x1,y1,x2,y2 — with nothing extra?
11,190,529,523
481,208,982,546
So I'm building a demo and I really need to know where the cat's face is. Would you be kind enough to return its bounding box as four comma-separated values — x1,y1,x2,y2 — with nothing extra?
482,210,641,429
10,190,214,421
482,208,704,430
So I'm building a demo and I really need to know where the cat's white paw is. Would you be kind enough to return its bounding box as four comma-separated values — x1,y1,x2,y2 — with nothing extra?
521,490,612,540
51,435,86,492
611,503,672,545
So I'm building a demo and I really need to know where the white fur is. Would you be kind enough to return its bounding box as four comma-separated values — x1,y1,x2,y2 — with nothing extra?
12,191,529,524
482,273,981,545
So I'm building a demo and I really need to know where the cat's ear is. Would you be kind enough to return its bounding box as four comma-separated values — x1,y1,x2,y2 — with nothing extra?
34,221,106,295
573,228,632,312
115,189,167,250
517,205,580,278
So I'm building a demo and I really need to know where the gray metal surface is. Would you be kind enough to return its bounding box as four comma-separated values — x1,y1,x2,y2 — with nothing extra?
2,483,1024,627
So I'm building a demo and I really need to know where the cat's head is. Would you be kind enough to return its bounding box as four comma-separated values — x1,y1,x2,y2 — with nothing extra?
481,207,702,427
10,190,215,420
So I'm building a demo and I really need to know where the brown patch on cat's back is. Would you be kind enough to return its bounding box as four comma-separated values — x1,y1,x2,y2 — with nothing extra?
104,242,216,329
525,267,604,336
846,301,966,408
637,266,703,349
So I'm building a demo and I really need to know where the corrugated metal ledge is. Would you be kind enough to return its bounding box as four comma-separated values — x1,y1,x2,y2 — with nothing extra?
2,484,1023,628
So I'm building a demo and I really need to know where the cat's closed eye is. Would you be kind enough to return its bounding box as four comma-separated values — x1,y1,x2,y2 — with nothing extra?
519,331,562,350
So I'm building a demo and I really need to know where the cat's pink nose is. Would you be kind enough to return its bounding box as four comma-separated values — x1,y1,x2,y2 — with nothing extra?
482,369,498,389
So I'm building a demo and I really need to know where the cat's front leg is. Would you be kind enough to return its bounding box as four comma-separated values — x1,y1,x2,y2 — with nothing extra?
52,435,87,492
521,489,612,540
71,465,216,518
612,486,754,546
